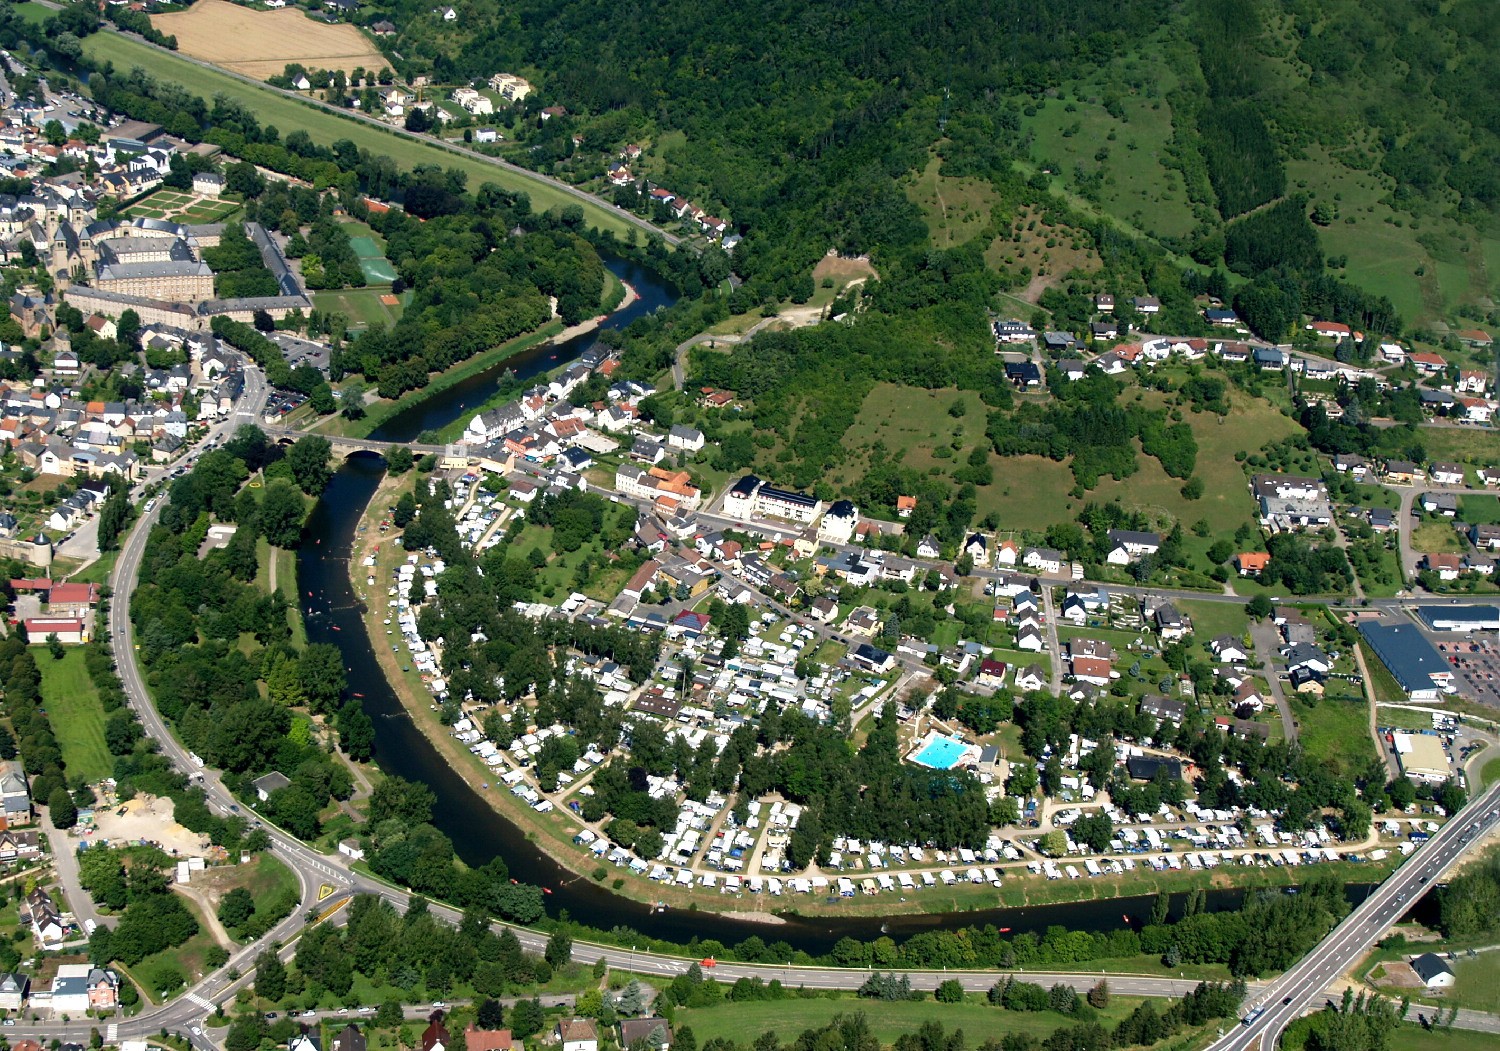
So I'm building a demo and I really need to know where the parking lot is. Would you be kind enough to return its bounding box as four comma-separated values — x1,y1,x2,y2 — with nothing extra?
1433,635,1500,708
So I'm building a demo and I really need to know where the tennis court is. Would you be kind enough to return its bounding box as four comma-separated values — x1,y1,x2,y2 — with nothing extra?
349,234,398,284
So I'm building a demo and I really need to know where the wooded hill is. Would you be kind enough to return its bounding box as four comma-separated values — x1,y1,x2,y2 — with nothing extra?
356,0,1500,331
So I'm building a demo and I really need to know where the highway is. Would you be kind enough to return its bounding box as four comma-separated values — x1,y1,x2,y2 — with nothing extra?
1207,779,1500,1051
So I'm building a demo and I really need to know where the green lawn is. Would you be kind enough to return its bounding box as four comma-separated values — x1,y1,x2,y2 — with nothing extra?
34,647,112,782
1178,599,1251,642
79,31,642,239
1021,73,1196,240
1461,496,1500,526
1294,695,1375,778
1387,1028,1500,1051
313,288,406,330
1484,754,1500,787
675,995,1143,1048
1448,951,1500,1013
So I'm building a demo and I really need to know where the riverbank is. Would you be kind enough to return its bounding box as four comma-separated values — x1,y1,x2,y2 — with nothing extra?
344,472,1412,924
430,274,639,445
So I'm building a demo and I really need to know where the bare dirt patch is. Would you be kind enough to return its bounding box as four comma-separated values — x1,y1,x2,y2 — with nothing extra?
153,0,389,79
90,795,212,858
813,252,879,284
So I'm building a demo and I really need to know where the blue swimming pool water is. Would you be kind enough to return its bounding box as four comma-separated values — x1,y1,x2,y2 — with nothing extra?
913,735,967,769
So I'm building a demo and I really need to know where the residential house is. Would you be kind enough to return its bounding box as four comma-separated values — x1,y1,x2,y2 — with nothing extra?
619,1020,673,1051
557,1021,599,1051
463,1027,511,1051
850,643,896,674
1152,602,1190,641
1409,352,1447,374
47,964,117,1014
1023,547,1063,574
1234,552,1270,576
1013,665,1048,692
421,1015,451,1051
1430,463,1466,486
817,501,860,545
1306,320,1351,339
916,535,941,559
666,424,705,452
21,888,64,945
1105,529,1160,565
963,533,989,567
977,659,1008,689
1333,454,1370,479
1282,643,1332,676
1211,635,1249,664
0,762,30,826
252,771,291,802
1424,553,1463,581
1471,523,1500,552
1132,295,1160,315
1384,460,1421,485
333,1026,369,1051
1420,492,1458,517
1410,953,1456,990
1457,330,1493,349
0,973,28,1011
1139,694,1186,725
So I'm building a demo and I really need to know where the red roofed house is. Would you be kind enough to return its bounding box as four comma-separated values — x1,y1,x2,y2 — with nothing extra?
1070,655,1115,687
1424,553,1463,581
1409,352,1447,373
463,1026,512,1051
1457,329,1493,348
421,1015,451,1051
896,495,917,518
977,659,1008,689
1234,552,1271,576
1306,320,1350,338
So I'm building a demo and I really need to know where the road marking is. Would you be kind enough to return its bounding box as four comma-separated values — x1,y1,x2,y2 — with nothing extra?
318,883,336,901
185,991,214,1010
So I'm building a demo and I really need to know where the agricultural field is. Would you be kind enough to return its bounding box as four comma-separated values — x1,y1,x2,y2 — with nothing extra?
153,0,388,79
79,32,641,239
34,647,112,783
122,188,240,224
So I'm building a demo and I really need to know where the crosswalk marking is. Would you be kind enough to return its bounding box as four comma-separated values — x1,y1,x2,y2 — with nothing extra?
185,991,215,1011
106,1025,118,1041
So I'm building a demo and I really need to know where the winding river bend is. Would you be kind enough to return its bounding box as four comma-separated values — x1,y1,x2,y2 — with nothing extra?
296,254,1387,953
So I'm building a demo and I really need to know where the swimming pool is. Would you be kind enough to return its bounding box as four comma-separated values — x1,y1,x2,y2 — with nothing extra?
911,733,969,770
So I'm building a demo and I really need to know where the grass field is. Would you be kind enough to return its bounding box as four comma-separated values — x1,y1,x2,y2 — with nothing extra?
1412,427,1500,466
1484,755,1500,786
1177,599,1251,642
79,31,642,239
1020,71,1196,241
1387,1028,1500,1051
905,155,999,250
153,0,387,78
1461,495,1500,525
313,288,406,329
1294,695,1375,777
1412,520,1465,554
34,647,112,783
1446,951,1500,1014
674,995,1142,1047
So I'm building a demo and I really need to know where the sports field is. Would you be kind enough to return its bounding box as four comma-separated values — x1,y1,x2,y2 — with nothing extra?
348,234,398,283
153,0,387,79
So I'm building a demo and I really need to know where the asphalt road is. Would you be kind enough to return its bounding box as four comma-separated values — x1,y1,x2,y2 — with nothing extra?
1207,778,1500,1051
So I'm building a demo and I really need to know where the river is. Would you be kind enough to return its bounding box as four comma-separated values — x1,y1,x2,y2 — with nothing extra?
296,253,1411,955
